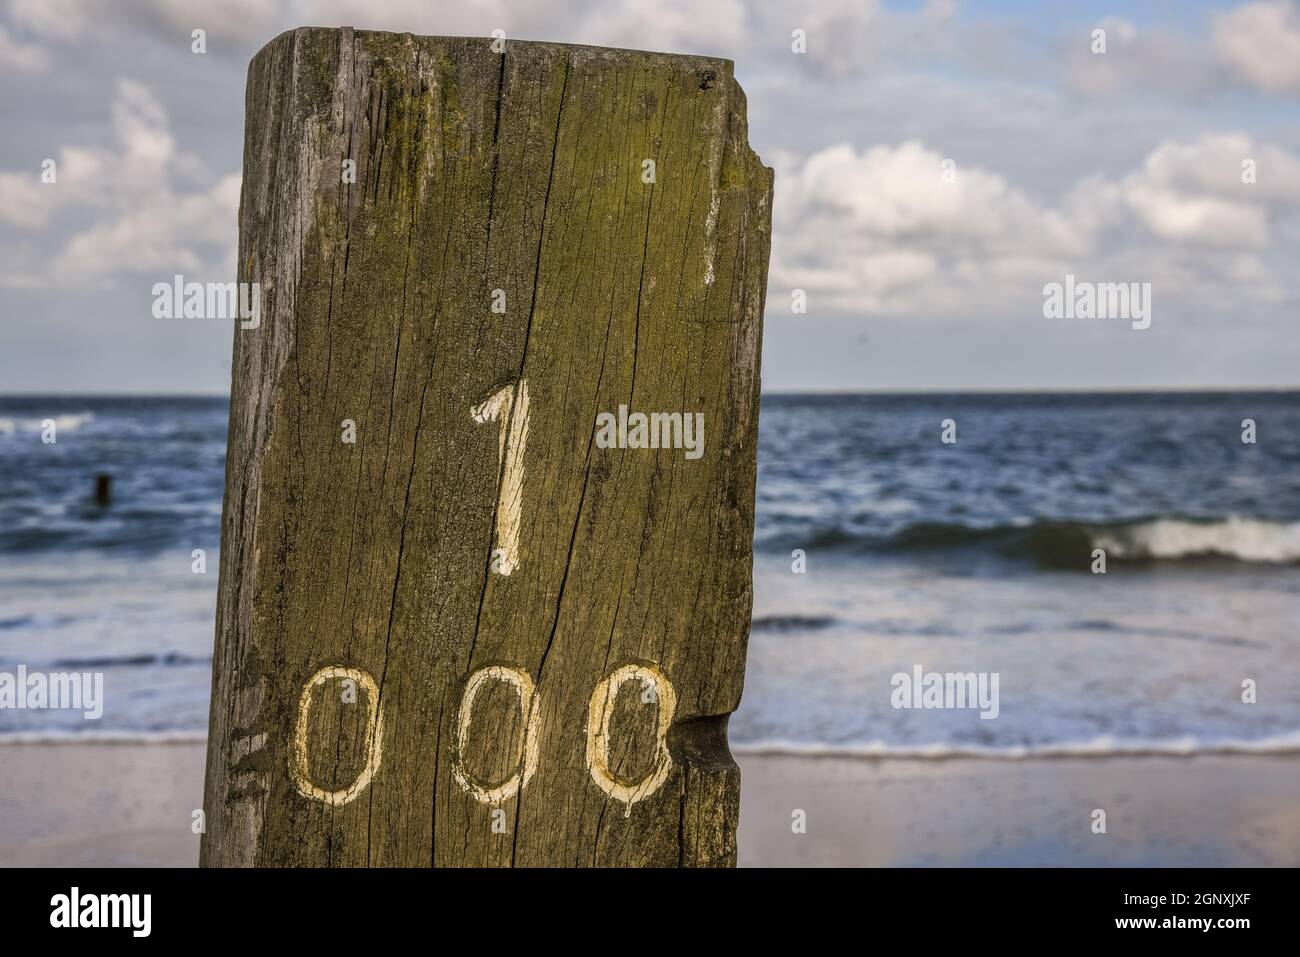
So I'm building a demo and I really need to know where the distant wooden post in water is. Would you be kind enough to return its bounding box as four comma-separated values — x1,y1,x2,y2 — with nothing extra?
201,27,772,867
94,474,111,507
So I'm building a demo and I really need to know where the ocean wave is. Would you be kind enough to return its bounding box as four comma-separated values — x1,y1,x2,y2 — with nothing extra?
0,653,211,671
45,652,211,668
751,614,837,632
6,731,1300,754
1092,516,1300,563
732,730,1300,760
760,516,1300,566
0,412,95,435
0,730,207,745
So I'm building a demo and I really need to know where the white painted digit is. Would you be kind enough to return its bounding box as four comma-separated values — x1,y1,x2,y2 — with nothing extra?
289,657,677,816
291,666,384,806
453,665,540,804
471,379,529,575
586,663,677,816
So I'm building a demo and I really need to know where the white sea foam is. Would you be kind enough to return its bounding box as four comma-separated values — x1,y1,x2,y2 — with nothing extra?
0,412,95,435
9,730,1300,757
22,731,1296,756
732,730,1300,760
1093,516,1300,563
0,730,207,745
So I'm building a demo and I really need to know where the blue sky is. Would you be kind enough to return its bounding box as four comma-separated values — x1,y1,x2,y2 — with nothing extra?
1,0,1297,393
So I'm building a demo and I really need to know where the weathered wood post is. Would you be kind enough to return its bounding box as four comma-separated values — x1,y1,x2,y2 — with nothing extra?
201,26,771,867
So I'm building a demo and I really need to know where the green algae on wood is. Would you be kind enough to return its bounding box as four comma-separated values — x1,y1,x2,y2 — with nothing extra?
201,26,772,868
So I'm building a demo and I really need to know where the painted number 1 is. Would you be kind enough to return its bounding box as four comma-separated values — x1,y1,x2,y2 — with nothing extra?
471,379,529,575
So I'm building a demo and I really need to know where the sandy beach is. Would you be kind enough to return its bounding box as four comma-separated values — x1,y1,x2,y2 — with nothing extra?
737,751,1300,866
0,741,204,867
1,741,1295,867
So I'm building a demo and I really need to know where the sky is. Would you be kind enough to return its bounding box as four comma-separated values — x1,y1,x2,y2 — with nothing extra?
0,0,1297,393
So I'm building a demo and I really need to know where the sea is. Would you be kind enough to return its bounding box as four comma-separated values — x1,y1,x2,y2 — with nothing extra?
2,392,1299,760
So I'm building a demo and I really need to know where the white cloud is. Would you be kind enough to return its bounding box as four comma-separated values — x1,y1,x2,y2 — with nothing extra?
136,0,278,42
783,141,1082,251
1213,0,1300,94
1122,185,1268,247
0,146,116,229
742,0,962,78
0,171,49,226
1062,4,1300,99
5,1,1299,329
1118,134,1300,246
280,0,519,39
1064,17,1229,97
9,0,87,39
574,0,747,54
771,135,1300,319
0,77,238,282
0,22,48,71
0,77,180,229
772,140,1095,314
181,0,497,46
56,173,238,277
1132,133,1300,202
8,0,553,52
111,78,176,175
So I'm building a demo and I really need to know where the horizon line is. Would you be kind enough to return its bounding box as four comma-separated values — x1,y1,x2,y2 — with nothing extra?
4,385,1300,399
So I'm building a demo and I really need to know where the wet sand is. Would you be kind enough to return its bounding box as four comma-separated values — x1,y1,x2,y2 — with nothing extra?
736,751,1300,866
1,742,1295,866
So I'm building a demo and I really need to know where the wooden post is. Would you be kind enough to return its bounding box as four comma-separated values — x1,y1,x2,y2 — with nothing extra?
94,474,112,507
201,26,771,867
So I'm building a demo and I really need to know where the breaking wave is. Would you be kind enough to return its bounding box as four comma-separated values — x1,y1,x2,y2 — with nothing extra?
732,730,1300,760
0,412,95,435
762,516,1300,567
